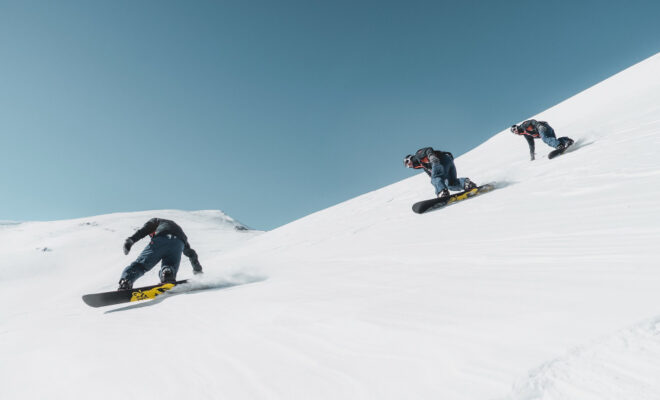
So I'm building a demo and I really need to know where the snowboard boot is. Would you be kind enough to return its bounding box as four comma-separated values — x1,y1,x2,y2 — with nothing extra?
463,178,477,191
160,267,175,284
437,188,450,200
555,138,574,152
118,278,133,290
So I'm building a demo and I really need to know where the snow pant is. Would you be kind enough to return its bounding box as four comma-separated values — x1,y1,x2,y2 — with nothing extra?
538,124,571,149
430,153,469,195
120,235,185,284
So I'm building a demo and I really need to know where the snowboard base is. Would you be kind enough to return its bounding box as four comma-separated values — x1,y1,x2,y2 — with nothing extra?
82,280,188,308
412,184,495,214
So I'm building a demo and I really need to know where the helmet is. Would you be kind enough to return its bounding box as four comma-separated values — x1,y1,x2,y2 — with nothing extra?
403,154,414,168
510,124,521,134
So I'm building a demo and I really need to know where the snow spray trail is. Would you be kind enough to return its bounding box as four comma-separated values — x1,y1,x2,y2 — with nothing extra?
105,268,267,313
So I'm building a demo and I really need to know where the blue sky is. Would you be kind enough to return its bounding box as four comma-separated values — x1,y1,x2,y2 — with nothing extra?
2,0,659,230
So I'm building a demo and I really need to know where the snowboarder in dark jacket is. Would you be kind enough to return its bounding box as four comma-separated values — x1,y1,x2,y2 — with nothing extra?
118,218,203,290
510,120,574,160
404,147,477,199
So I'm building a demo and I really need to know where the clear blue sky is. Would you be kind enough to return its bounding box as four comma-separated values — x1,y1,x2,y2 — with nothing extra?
2,0,659,230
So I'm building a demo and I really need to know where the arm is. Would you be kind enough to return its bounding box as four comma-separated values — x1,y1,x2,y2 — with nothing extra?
416,147,441,164
129,218,160,242
184,242,203,274
123,218,160,255
524,135,535,160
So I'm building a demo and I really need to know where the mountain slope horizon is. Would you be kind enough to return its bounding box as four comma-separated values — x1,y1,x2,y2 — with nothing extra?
2,53,660,400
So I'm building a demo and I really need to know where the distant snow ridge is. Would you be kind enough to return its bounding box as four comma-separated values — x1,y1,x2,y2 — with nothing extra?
0,220,21,227
176,210,253,230
506,316,660,400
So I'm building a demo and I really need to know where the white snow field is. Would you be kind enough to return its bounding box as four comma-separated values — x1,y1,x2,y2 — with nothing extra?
2,53,660,400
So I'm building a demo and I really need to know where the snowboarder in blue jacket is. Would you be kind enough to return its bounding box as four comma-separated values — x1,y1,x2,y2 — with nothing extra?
510,120,574,160
118,218,203,290
404,147,477,200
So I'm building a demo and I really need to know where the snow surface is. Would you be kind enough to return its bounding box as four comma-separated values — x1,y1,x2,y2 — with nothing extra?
2,53,660,400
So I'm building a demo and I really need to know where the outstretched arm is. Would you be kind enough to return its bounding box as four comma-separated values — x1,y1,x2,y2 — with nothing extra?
184,243,203,274
123,218,160,255
524,135,535,160
129,218,160,242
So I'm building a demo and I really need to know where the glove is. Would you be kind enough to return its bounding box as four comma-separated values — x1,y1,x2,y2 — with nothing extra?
191,259,203,274
530,152,535,161
123,238,134,255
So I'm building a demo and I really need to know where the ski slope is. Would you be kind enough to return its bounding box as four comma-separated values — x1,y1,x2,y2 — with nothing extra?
2,53,660,400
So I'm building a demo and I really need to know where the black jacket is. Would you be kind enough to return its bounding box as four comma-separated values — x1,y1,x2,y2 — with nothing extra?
411,147,454,176
129,218,201,267
516,120,553,160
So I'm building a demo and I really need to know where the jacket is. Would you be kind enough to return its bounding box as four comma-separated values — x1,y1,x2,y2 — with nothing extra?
410,147,454,176
129,218,201,269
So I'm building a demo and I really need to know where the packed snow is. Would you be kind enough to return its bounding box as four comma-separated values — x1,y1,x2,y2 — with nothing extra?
2,53,660,400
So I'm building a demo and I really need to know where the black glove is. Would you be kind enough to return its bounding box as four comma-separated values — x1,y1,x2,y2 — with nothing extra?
191,259,203,274
530,153,535,161
123,238,134,255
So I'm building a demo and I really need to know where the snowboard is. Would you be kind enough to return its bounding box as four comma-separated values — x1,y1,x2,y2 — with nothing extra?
82,280,188,308
412,184,496,214
548,138,575,159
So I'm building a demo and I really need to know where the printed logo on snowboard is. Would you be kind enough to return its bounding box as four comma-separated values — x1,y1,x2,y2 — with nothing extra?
130,283,176,302
446,187,479,204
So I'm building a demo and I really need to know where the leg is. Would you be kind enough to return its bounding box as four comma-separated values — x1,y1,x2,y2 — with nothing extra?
443,156,475,191
445,161,460,190
430,162,448,195
120,240,163,285
539,125,562,149
159,237,185,282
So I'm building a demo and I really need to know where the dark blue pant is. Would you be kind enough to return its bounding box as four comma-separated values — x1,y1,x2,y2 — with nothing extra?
538,125,571,149
121,235,184,284
430,154,469,195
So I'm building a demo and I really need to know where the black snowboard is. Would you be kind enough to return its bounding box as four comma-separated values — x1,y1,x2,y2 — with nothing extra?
548,138,575,159
82,280,188,308
412,184,495,214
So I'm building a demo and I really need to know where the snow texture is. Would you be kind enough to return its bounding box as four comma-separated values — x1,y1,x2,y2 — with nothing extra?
2,53,660,400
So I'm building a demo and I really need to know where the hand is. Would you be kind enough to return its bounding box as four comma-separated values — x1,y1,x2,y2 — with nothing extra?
123,238,134,255
191,259,203,274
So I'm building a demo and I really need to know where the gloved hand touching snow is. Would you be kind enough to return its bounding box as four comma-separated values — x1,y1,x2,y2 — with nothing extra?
191,259,203,274
123,238,134,255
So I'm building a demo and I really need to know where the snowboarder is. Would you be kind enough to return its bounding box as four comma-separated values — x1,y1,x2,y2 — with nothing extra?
510,120,574,160
404,147,477,200
118,218,203,290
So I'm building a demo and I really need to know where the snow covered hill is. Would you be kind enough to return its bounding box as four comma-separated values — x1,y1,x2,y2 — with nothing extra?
2,53,660,400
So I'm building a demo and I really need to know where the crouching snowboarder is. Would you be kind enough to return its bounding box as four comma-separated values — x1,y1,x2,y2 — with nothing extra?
404,147,477,200
118,218,203,290
510,119,574,160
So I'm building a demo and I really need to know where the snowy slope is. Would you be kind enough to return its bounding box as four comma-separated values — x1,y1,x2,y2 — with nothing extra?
2,54,660,400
